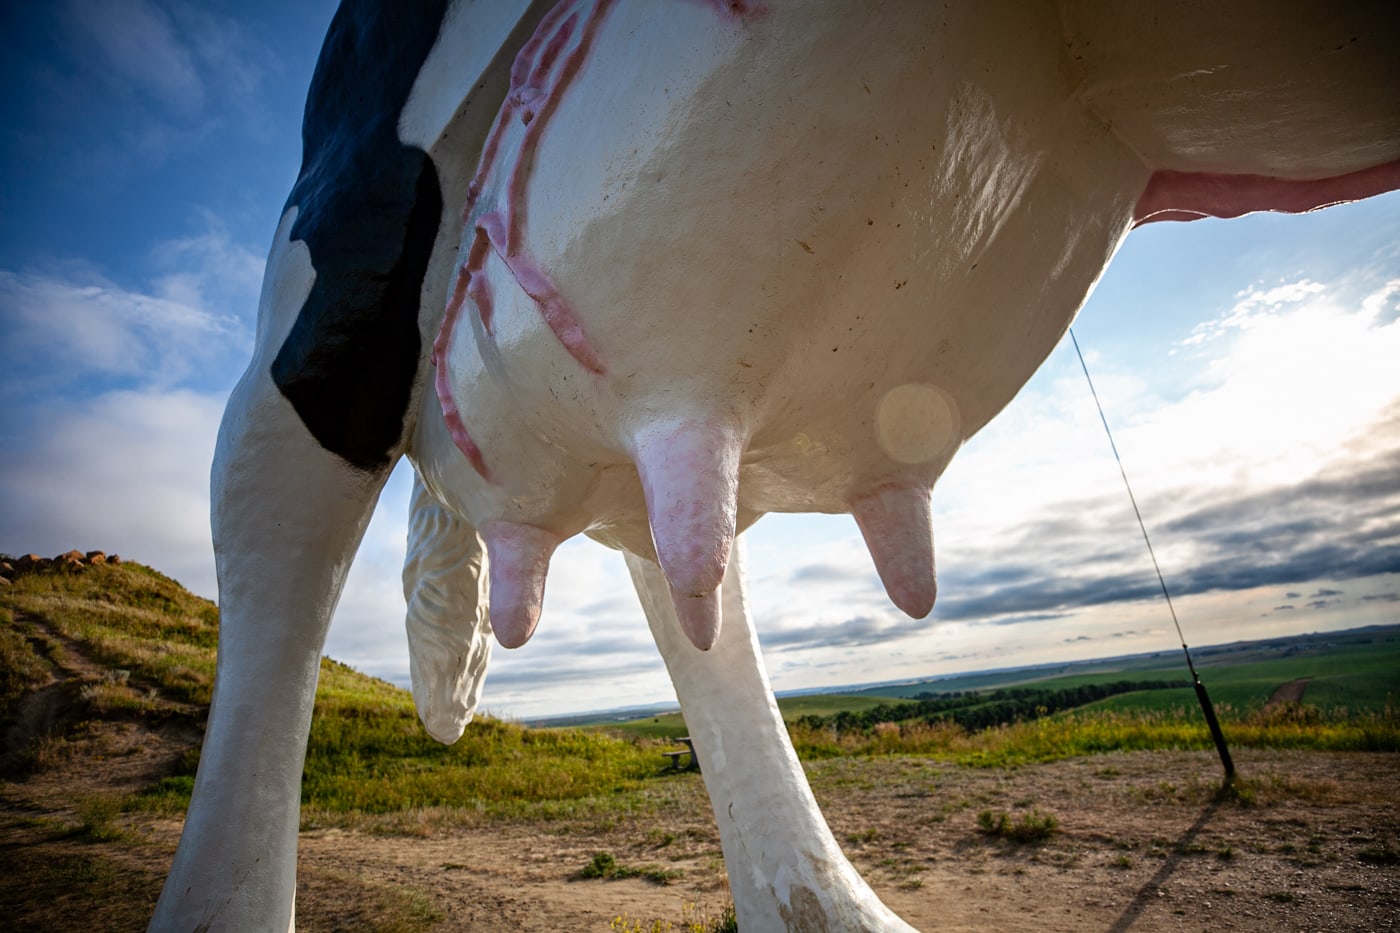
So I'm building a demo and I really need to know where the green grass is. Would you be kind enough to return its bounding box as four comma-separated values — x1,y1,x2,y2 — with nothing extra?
2,561,690,825
580,851,683,885
856,632,1400,716
581,694,910,740
1,561,219,707
785,702,1400,767
4,557,1397,824
777,693,912,719
1082,645,1400,715
596,710,691,740
976,808,1058,843
299,659,687,822
0,606,52,718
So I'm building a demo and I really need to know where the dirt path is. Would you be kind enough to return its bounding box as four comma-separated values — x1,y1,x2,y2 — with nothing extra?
1,614,199,790
1264,678,1312,709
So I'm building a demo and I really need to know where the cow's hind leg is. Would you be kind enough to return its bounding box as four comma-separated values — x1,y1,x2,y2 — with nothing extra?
150,215,400,931
628,542,918,932
150,380,391,929
150,4,455,925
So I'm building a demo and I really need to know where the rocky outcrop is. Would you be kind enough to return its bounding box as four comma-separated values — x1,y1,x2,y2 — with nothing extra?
0,550,122,585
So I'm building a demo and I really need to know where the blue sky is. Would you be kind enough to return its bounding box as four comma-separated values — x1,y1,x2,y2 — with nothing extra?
2,1,1397,719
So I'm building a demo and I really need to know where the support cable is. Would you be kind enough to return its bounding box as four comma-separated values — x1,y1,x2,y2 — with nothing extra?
1069,328,1235,783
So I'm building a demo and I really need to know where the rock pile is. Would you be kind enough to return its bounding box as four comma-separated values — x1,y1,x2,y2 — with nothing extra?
0,550,122,586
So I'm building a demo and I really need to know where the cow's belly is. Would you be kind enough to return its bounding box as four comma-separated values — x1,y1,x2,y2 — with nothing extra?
413,0,1149,555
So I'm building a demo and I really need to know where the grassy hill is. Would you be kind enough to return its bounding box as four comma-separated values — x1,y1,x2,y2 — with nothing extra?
1,555,730,930
5,554,1395,787
0,556,683,824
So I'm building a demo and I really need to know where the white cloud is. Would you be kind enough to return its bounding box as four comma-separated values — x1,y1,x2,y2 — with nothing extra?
1360,278,1400,325
0,271,246,394
1181,277,1326,346
0,387,223,597
150,219,266,316
0,220,261,590
64,0,205,114
0,219,258,399
1134,275,1400,493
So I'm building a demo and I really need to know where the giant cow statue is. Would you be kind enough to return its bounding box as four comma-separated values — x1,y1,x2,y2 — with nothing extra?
150,1,1399,929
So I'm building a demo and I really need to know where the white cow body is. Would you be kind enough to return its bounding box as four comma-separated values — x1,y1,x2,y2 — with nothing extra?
152,1,1399,929
419,0,1139,536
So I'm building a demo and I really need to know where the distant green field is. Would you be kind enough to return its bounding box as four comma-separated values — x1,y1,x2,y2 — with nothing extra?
593,710,689,739
855,630,1399,714
777,694,911,719
1085,640,1400,715
591,629,1399,739
585,694,910,740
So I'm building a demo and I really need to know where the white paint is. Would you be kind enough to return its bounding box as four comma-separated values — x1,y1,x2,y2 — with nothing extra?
397,0,538,152
629,543,918,931
151,213,389,931
402,474,492,742
152,2,1400,930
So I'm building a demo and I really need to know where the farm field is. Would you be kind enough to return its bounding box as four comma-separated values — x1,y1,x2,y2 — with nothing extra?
2,557,1397,931
851,627,1400,711
590,693,915,741
594,627,1399,742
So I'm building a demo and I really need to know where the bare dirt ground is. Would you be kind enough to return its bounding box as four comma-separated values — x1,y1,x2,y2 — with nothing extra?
4,718,1397,932
2,615,1397,931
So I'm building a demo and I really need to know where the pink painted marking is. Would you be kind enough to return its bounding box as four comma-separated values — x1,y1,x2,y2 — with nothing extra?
1133,159,1400,226
443,260,471,329
517,12,578,124
439,0,757,476
463,0,577,216
477,210,510,260
501,250,608,374
456,0,615,378
464,222,496,333
509,0,573,91
432,262,493,483
464,78,520,219
504,1,614,256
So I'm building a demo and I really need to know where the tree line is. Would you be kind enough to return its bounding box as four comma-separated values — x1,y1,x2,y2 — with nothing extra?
795,680,1188,735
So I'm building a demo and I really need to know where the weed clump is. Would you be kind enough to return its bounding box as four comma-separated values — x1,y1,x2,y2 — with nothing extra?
976,808,1058,843
1357,843,1400,864
582,851,682,885
75,795,126,843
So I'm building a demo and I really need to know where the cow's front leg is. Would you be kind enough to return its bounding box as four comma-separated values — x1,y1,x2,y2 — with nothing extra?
627,543,918,932
150,355,392,932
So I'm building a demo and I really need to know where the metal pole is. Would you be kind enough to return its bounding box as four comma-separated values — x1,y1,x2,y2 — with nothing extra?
1069,329,1235,784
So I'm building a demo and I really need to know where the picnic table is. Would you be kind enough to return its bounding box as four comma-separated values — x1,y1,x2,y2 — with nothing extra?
662,736,699,771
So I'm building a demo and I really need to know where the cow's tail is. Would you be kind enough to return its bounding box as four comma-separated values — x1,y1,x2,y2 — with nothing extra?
402,472,493,743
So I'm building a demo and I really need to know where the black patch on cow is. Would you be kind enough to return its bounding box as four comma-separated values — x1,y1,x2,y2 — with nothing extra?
271,0,450,473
